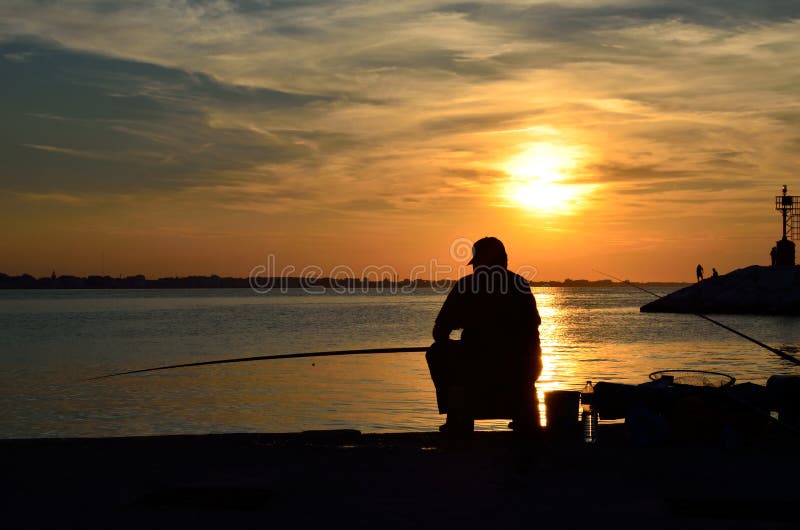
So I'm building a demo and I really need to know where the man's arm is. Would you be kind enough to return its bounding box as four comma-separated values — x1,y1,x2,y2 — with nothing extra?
432,282,463,342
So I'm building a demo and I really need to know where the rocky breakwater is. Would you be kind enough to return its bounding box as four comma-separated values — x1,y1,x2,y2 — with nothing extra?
641,265,800,314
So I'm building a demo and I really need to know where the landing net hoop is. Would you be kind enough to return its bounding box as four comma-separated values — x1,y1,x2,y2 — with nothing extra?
648,369,735,388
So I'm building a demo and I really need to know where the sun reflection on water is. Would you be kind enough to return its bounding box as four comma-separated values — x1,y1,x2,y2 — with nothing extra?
535,288,586,426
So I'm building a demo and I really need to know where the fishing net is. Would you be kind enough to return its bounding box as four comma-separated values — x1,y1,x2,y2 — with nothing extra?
648,369,735,388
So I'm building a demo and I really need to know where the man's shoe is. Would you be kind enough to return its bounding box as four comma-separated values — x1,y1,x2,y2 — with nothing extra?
508,419,541,436
439,418,474,435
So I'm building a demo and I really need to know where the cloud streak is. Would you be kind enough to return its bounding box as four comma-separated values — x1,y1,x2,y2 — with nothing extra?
0,36,334,194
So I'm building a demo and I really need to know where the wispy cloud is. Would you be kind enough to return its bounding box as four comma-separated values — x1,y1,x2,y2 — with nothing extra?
22,143,117,161
14,191,90,204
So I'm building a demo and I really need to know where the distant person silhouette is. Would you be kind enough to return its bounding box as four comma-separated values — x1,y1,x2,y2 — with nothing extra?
696,264,704,282
712,268,719,279
770,246,777,266
426,237,542,435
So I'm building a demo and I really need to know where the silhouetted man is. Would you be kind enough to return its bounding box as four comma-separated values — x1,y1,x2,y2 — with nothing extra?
426,237,542,434
712,268,719,279
696,264,704,282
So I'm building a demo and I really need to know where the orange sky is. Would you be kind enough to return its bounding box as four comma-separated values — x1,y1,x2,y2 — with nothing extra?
1,2,799,281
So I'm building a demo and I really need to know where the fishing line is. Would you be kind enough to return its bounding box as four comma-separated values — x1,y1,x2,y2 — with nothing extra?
592,268,800,366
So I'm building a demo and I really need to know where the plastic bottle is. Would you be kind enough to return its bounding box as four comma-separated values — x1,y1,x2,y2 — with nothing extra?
582,380,598,443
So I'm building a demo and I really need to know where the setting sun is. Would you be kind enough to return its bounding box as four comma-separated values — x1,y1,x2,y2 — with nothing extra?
510,181,582,212
501,143,595,214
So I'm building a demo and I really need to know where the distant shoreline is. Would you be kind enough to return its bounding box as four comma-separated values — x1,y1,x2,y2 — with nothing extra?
0,273,688,289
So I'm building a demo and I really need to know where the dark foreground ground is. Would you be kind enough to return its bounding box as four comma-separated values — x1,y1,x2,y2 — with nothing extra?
3,425,799,530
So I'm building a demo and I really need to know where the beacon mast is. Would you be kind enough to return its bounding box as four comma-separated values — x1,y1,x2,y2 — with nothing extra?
773,185,798,266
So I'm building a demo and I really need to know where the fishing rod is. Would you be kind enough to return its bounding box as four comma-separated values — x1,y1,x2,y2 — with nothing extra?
88,346,429,381
593,268,800,366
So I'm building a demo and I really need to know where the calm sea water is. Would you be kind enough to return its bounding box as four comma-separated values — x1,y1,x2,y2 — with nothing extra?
2,286,800,439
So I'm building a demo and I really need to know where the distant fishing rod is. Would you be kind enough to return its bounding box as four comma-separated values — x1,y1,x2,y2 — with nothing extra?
593,269,800,366
88,346,429,381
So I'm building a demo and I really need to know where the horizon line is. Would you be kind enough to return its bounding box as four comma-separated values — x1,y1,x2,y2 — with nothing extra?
0,272,692,285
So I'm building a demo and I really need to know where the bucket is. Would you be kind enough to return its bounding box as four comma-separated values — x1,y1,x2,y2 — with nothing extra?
545,390,581,437
767,375,800,424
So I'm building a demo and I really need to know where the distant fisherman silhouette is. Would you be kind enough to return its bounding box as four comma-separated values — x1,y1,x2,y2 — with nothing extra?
696,264,704,282
426,237,542,435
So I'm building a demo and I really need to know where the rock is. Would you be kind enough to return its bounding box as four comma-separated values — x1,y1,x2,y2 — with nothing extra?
640,265,800,314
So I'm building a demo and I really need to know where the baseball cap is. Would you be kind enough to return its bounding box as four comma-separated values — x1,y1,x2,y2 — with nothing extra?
468,237,507,266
